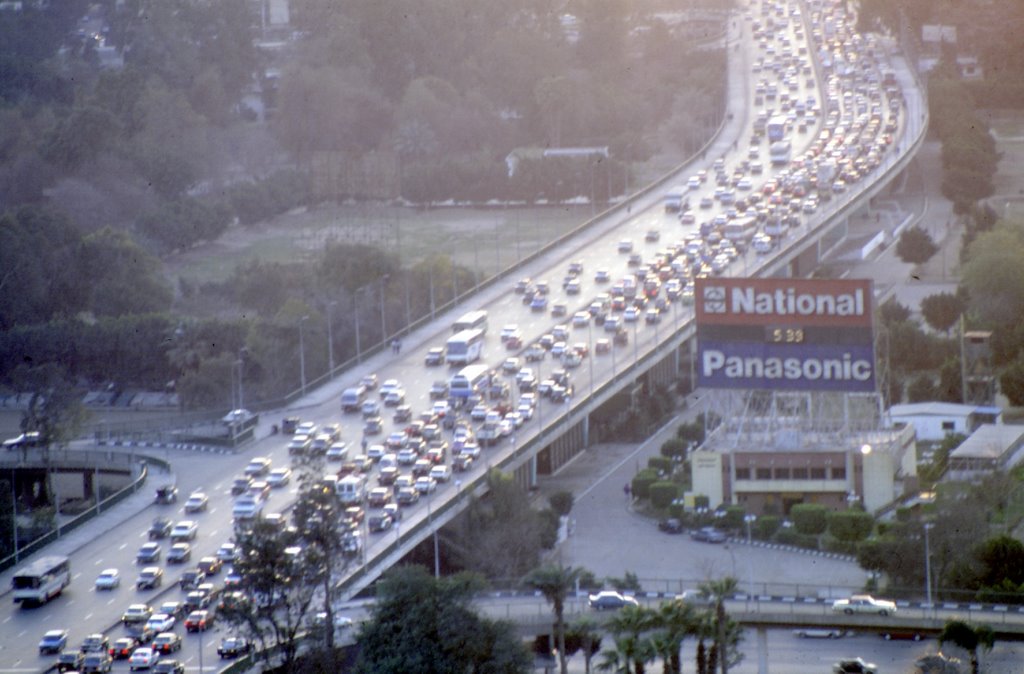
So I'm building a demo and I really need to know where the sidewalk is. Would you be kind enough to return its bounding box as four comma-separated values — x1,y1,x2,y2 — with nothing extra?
0,466,175,597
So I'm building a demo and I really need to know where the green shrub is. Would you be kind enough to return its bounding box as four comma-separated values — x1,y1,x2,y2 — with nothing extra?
826,509,875,543
549,491,574,517
648,456,673,475
790,503,829,535
775,528,819,550
720,506,747,531
631,469,660,500
669,502,686,519
649,481,680,509
660,438,688,459
753,515,780,540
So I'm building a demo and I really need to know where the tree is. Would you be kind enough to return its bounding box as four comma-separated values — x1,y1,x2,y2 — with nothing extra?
652,599,700,674
220,518,317,672
961,219,1024,326
896,226,939,265
920,292,965,335
1001,356,1024,406
19,364,89,449
789,504,828,536
938,620,995,674
878,298,912,326
355,566,530,674
697,578,743,674
826,510,875,545
567,617,603,674
524,564,587,674
600,604,657,674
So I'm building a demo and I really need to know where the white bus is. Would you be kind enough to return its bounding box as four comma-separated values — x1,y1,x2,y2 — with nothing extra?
446,329,485,366
12,555,70,606
723,216,759,246
452,310,489,335
449,364,492,399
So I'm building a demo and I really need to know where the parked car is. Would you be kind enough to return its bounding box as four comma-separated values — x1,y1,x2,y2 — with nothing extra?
657,518,685,534
690,527,728,543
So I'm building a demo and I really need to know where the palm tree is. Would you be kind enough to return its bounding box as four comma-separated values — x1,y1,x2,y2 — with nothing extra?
653,599,700,674
939,620,996,674
569,617,603,674
698,577,740,674
524,564,586,674
605,604,657,674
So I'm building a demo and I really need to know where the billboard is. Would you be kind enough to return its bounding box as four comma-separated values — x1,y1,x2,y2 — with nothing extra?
695,278,876,392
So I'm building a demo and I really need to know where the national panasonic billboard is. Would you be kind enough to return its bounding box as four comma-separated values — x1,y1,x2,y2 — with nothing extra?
695,278,876,392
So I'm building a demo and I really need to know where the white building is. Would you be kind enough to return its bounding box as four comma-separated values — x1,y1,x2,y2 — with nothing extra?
889,402,1001,443
947,424,1024,481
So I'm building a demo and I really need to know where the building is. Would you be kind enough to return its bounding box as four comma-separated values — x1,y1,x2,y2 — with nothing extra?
889,402,1001,443
689,397,917,516
947,424,1024,481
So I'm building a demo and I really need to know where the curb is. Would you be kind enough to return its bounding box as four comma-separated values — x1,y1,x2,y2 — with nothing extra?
97,439,237,455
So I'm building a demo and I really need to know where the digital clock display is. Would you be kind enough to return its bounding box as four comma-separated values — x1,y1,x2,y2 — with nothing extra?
766,326,805,344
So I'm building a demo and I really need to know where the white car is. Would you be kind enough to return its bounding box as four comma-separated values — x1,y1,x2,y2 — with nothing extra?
379,379,402,399
170,521,198,541
414,476,437,494
216,543,237,562
267,468,292,488
184,492,208,513
95,568,121,590
499,324,520,342
145,613,176,633
572,311,590,327
244,457,271,477
128,646,159,670
831,595,897,616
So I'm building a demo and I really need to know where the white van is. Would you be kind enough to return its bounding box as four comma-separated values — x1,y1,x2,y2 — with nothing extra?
341,386,367,413
336,475,365,505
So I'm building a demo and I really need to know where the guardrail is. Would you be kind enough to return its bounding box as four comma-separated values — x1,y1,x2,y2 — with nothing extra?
0,457,150,574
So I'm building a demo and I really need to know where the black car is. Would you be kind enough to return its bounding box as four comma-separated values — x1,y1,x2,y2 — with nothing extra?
833,658,877,674
281,416,300,434
148,517,173,540
217,636,252,659
658,518,685,534
154,485,178,504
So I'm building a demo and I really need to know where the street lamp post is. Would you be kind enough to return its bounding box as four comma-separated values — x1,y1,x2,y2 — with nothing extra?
326,301,337,377
298,315,309,395
380,275,389,341
632,319,639,365
587,322,595,398
426,491,440,578
924,522,934,608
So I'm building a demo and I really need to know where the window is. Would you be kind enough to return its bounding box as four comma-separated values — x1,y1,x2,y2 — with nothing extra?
756,468,772,480
810,467,826,479
774,467,791,479
831,466,846,480
941,421,955,431
793,467,809,479
735,467,751,480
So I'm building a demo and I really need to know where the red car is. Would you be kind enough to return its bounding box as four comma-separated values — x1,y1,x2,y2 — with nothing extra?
185,610,214,632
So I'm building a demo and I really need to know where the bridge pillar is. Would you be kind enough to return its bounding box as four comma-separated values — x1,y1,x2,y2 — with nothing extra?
757,626,768,674
529,453,537,488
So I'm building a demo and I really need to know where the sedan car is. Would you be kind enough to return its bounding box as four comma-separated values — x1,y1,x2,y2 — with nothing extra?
267,467,292,488
122,604,154,624
145,613,175,633
184,610,214,632
152,661,184,674
833,657,877,674
831,595,897,616
169,521,198,541
39,629,69,654
56,650,85,672
95,568,121,590
167,543,192,564
183,492,208,513
243,457,271,477
151,632,182,655
690,527,728,543
136,567,164,590
128,646,159,671
109,637,140,660
197,556,222,576
216,542,237,563
588,591,639,610
793,627,846,639
217,636,252,659
657,518,685,534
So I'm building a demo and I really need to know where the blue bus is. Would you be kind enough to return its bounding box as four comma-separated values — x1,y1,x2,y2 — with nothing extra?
446,329,485,366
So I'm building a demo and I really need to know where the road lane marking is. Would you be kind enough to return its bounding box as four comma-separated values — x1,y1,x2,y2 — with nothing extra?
119,543,128,550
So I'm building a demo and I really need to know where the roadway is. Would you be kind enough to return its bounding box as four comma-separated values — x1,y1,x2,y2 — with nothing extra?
0,0,931,671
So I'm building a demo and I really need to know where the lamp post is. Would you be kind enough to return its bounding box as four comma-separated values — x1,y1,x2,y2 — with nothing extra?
298,315,309,395
924,522,934,608
743,514,756,596
379,275,389,341
426,491,440,578
326,301,337,377
632,317,639,365
587,321,595,398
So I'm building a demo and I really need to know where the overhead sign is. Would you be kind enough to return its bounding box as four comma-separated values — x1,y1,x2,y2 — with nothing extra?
695,278,876,392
